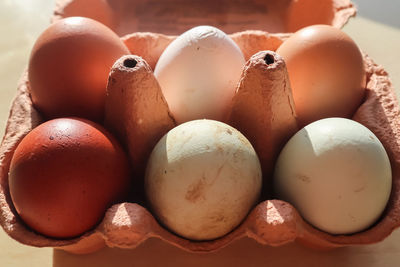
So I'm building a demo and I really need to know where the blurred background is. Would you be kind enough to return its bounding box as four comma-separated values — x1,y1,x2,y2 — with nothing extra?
0,0,399,266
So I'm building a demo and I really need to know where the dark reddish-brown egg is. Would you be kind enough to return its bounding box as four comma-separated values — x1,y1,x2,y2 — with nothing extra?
28,17,129,121
8,118,131,238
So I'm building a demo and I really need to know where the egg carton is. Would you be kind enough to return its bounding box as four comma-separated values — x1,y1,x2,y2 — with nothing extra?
1,0,400,255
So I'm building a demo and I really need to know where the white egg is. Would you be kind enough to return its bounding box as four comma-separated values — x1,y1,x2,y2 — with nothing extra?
145,119,262,240
154,26,245,124
273,118,392,235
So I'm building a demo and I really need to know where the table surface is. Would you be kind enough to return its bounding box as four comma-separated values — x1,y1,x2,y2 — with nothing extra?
1,0,400,266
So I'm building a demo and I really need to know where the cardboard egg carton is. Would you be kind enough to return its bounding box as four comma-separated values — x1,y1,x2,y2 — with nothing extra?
1,0,400,254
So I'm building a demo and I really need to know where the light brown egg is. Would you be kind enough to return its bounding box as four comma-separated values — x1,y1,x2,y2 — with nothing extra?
8,118,131,238
276,25,366,126
28,17,129,122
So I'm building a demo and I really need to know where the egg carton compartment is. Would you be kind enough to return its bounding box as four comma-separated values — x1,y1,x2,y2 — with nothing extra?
1,0,400,255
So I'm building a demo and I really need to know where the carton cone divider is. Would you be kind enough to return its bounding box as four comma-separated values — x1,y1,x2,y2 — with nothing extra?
228,51,299,198
104,55,176,202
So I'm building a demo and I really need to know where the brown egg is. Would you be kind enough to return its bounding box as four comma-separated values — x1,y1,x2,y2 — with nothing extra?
28,17,130,121
276,25,366,126
8,118,131,238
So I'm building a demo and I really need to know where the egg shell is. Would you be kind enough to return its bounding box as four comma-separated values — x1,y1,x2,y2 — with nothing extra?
2,0,400,255
154,26,245,124
28,17,130,121
145,119,262,240
8,118,132,238
274,118,392,235
276,25,366,126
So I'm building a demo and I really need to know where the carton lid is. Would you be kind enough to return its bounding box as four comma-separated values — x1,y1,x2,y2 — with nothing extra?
53,0,357,36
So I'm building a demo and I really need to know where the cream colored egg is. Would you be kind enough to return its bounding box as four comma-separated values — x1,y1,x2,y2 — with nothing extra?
154,26,245,124
273,118,392,235
145,119,262,240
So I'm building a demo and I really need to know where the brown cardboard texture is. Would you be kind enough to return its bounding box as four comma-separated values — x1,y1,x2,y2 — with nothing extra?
2,0,400,255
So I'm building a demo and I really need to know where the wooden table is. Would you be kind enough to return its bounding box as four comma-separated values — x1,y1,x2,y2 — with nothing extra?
1,0,400,266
